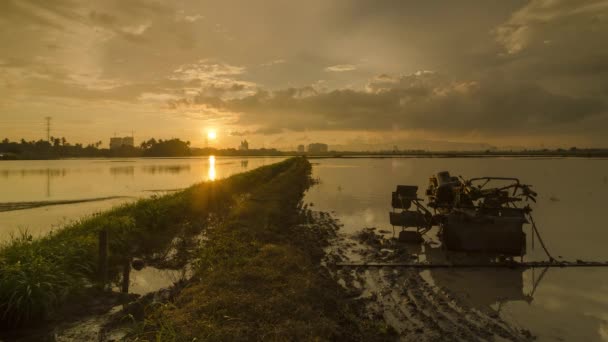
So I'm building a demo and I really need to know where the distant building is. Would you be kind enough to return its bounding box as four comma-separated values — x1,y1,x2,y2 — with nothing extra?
110,137,123,149
297,144,305,153
307,143,328,154
239,140,249,151
110,137,135,149
122,136,134,147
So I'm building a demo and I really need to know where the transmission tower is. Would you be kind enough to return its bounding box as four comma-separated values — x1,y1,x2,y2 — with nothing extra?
45,116,52,142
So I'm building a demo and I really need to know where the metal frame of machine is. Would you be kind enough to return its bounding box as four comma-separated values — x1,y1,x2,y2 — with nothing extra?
390,171,539,256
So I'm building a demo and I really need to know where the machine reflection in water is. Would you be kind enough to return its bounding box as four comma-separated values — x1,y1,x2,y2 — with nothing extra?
420,242,546,313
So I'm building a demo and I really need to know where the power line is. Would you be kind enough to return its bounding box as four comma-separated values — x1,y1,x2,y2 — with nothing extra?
45,116,51,142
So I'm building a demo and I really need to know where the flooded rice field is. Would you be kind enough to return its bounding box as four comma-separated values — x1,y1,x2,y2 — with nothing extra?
2,156,607,341
0,156,284,241
305,157,608,341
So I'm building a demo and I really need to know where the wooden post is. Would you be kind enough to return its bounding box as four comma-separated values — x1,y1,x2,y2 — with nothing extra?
121,258,131,293
98,228,108,290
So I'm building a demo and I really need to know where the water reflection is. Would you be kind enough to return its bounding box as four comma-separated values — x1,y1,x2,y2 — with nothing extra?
110,166,135,176
46,169,51,197
208,156,216,181
422,242,535,311
0,157,286,241
2,168,64,197
306,158,608,341
141,165,191,174
0,168,69,178
0,157,281,204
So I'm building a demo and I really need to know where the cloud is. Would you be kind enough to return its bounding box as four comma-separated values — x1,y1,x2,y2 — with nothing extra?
175,12,205,23
325,64,357,72
88,9,155,43
138,92,180,103
496,0,608,55
229,128,283,136
170,59,246,81
260,59,286,67
169,71,606,137
2,0,608,147
89,10,117,26
254,126,284,135
229,130,251,137
121,23,150,36
494,0,608,97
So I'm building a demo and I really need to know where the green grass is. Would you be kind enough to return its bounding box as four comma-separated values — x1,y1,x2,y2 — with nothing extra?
1,157,394,340
131,157,395,341
0,158,299,328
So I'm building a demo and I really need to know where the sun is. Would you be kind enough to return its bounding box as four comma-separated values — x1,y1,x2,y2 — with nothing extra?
207,130,217,140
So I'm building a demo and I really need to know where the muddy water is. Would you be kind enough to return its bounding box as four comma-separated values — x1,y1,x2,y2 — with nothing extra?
0,156,284,241
306,157,608,342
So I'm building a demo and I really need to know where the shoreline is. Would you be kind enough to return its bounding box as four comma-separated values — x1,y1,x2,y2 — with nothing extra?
1,159,303,334
3,150,608,161
2,153,608,162
0,157,395,341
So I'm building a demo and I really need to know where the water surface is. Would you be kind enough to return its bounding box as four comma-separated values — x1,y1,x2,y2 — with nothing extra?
3,156,607,340
305,157,608,342
0,156,283,240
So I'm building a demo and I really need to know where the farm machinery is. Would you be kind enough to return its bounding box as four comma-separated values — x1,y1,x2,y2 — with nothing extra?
390,171,548,257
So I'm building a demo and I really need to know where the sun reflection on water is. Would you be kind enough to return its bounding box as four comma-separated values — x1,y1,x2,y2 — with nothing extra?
208,155,216,181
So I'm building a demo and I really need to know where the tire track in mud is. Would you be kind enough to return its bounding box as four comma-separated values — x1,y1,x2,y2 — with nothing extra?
362,268,487,341
318,213,533,342
399,269,480,340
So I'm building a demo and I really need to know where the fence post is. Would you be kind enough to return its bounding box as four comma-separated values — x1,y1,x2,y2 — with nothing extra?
121,258,131,293
98,228,108,290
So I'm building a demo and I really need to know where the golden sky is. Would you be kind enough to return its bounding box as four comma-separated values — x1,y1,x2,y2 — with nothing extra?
1,0,607,150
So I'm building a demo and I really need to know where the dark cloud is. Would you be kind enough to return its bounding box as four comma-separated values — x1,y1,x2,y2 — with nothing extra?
228,127,283,136
89,10,117,26
494,0,608,96
229,130,251,137
254,127,284,135
0,0,81,29
171,71,606,136
2,0,608,147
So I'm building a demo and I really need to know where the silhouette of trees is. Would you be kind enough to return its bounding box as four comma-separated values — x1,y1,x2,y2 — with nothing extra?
141,138,191,157
0,137,203,159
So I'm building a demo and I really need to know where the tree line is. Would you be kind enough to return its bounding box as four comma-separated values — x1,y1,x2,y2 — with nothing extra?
0,138,283,160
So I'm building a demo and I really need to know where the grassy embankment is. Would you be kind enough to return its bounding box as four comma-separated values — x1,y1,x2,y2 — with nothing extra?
129,156,394,341
1,157,394,340
0,158,299,328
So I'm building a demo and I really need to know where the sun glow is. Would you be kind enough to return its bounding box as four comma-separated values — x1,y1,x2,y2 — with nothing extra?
207,130,217,140
208,155,216,181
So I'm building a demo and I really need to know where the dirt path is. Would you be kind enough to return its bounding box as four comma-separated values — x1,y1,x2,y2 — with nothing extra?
317,213,535,342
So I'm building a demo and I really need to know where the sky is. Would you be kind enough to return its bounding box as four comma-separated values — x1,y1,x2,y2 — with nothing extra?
1,0,607,151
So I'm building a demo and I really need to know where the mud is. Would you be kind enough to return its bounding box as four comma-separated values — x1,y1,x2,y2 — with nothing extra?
319,214,536,342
